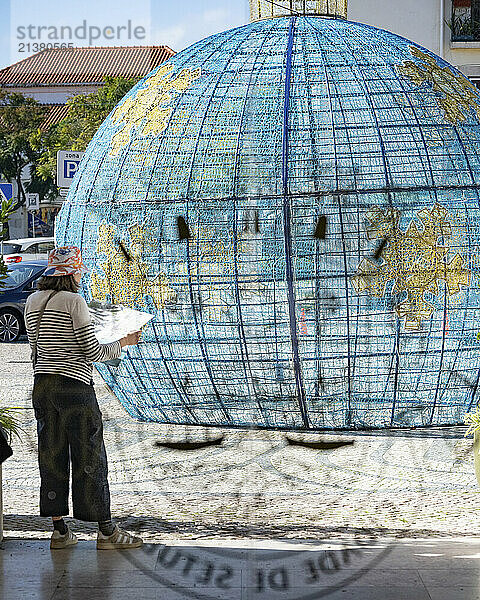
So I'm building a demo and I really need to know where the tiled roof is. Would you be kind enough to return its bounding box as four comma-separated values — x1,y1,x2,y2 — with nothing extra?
41,103,70,128
0,102,67,129
0,45,175,87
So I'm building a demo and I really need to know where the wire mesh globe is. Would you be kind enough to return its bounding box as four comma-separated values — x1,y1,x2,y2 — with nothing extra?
56,15,480,430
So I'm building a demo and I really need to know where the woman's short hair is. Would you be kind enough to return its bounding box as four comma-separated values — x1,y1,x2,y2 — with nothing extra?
37,274,79,293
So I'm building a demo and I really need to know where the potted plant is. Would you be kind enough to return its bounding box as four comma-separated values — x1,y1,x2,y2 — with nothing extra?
0,408,23,542
465,409,480,485
446,14,480,42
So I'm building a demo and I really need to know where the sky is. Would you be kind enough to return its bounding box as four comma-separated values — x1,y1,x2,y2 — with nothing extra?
0,0,250,70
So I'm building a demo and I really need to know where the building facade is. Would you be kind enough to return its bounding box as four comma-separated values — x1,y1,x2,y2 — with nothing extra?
348,0,480,85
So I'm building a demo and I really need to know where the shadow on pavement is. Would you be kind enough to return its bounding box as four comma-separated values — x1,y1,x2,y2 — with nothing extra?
3,513,473,541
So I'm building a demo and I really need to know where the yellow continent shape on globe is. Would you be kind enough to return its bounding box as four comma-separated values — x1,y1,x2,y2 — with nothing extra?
353,203,471,330
109,63,201,156
397,46,480,124
91,222,176,309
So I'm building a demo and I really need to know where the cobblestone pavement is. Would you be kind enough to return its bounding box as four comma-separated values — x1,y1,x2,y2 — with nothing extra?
2,339,480,542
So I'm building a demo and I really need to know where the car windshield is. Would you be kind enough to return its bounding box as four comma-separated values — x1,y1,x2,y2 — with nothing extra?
1,243,21,254
1,265,44,289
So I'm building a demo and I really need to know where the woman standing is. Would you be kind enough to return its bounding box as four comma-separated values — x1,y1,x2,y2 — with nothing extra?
25,246,143,549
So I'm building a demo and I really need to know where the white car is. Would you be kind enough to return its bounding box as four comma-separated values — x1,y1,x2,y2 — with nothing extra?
1,237,55,264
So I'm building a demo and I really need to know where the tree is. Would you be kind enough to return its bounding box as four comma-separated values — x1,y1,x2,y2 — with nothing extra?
33,76,138,182
0,92,48,212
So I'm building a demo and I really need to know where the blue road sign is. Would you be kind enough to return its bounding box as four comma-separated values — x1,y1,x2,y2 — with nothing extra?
0,183,13,202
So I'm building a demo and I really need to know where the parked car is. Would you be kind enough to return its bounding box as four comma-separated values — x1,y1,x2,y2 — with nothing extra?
0,260,47,342
1,237,55,264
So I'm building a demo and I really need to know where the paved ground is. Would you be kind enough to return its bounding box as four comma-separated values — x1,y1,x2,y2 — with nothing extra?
2,338,480,544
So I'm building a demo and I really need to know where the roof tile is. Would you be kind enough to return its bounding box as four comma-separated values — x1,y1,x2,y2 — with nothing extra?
0,45,175,87
41,103,70,128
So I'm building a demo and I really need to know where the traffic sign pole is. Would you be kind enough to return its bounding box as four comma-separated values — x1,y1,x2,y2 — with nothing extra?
26,193,40,238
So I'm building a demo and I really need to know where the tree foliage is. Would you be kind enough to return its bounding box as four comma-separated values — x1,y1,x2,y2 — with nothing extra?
0,91,49,210
33,76,138,181
0,77,136,240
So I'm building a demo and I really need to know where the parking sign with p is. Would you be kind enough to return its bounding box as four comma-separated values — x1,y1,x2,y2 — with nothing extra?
57,151,85,188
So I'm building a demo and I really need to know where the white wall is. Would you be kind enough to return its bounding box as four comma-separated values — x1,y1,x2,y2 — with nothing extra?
348,0,442,55
8,206,27,239
347,1,480,78
450,44,480,77
8,85,99,104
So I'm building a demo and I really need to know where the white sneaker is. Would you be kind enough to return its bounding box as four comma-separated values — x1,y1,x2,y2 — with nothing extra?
50,527,78,549
96,524,143,549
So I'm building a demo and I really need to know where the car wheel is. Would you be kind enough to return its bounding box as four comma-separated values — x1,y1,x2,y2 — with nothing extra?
0,310,22,342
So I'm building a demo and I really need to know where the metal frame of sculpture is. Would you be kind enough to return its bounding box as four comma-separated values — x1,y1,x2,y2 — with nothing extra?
56,15,480,430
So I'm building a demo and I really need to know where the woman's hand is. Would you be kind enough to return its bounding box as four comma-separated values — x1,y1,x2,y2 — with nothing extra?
120,331,141,348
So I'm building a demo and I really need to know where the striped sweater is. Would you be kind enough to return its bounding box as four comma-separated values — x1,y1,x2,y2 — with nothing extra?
25,290,122,385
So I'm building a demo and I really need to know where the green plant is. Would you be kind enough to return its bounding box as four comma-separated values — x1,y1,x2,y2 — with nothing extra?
464,408,480,437
0,407,24,443
0,91,50,215
32,76,138,182
0,197,15,290
446,13,480,40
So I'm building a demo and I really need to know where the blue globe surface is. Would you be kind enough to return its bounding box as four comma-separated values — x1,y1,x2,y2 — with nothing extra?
56,16,480,430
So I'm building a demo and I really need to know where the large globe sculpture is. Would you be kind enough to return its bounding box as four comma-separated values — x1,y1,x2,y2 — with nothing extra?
56,8,480,430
